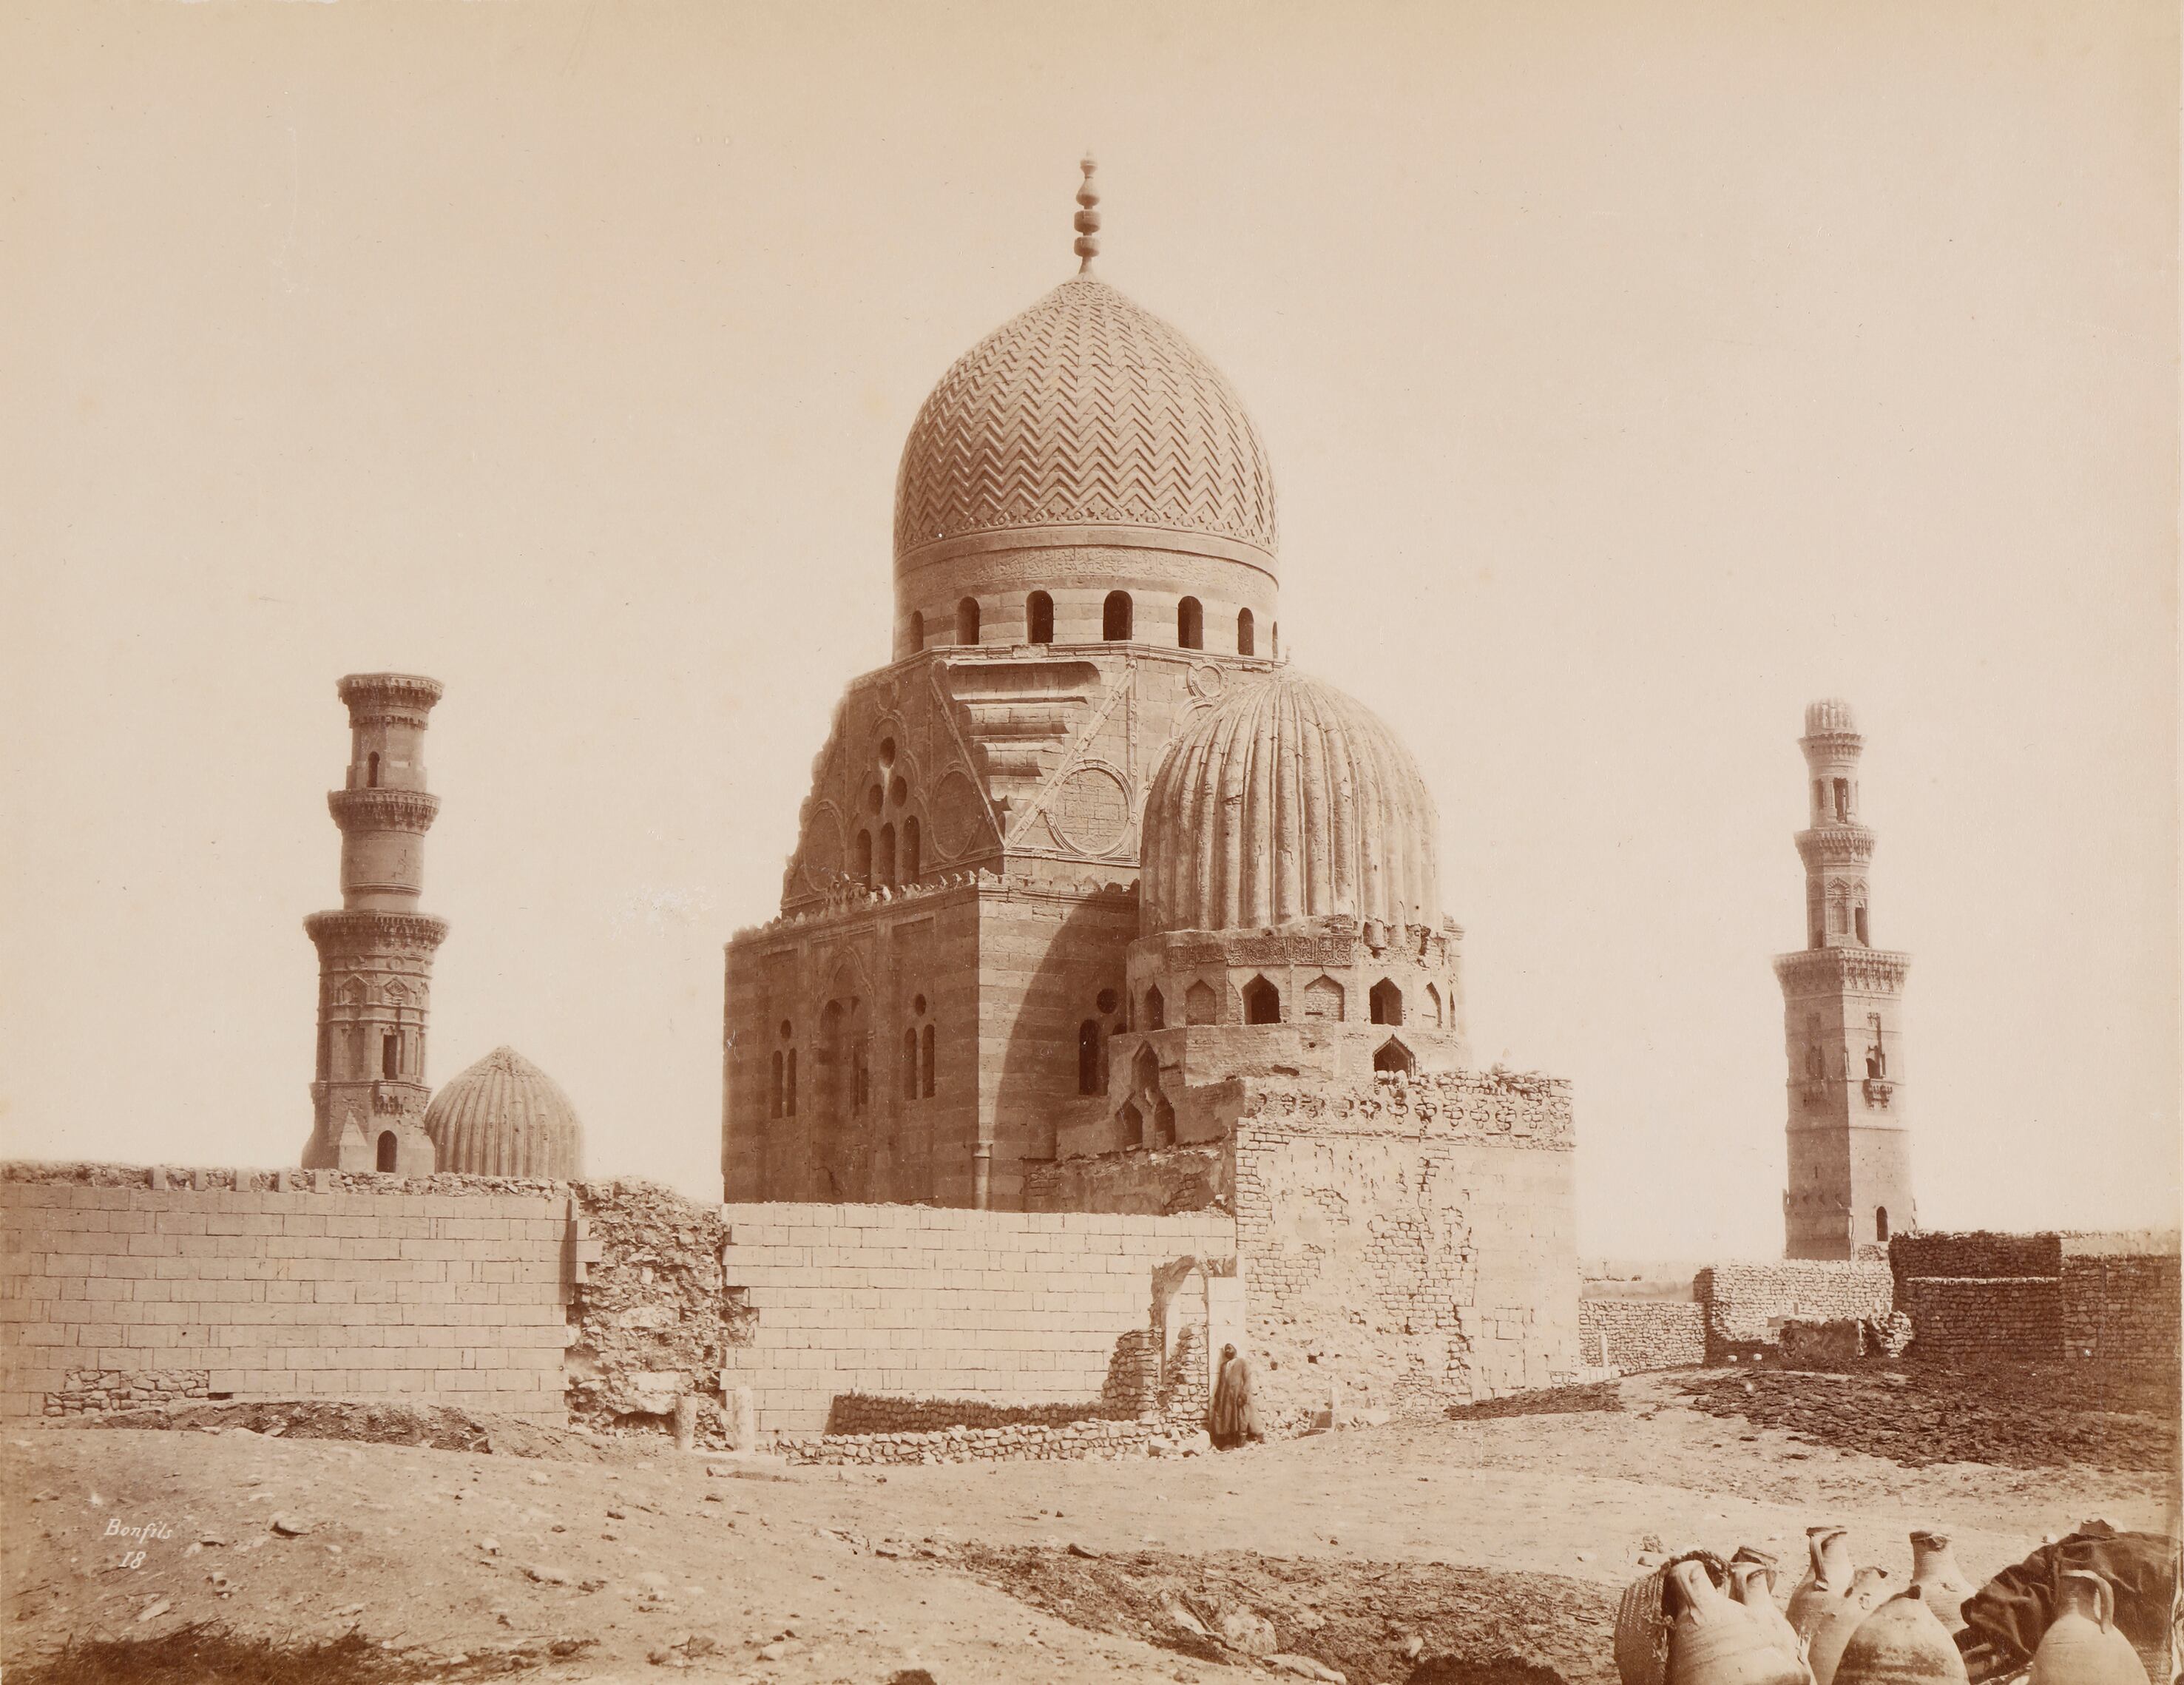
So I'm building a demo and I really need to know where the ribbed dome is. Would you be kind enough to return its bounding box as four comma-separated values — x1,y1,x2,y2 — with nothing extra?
893,276,1277,570
1805,698,1859,735
1140,670,1441,936
424,1046,585,1180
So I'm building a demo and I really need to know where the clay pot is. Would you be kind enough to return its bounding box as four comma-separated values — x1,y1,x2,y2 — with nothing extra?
1789,1530,1857,1635
1730,1560,1810,1674
1833,1586,1971,1685
1807,1567,1893,1685
1906,1532,1975,1634
1669,1561,1811,1685
2029,1573,2151,1685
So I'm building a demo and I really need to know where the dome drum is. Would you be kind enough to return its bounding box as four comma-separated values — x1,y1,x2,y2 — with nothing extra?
899,561,1275,659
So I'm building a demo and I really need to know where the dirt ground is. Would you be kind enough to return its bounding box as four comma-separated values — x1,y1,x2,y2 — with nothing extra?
3,1371,2177,1684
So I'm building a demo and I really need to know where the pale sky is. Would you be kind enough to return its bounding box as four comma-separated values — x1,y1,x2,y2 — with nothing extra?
3,0,2176,1257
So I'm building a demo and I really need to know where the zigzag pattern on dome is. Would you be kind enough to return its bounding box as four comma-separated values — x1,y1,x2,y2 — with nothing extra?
893,277,1277,565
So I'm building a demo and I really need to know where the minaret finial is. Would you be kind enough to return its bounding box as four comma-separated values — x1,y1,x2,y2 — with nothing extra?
1074,152,1101,274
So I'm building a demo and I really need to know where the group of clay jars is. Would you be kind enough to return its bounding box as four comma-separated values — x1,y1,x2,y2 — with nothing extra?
1663,1525,2152,1685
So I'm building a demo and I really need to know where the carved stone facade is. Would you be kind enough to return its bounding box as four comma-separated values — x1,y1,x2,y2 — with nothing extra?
300,674,446,1175
1773,699,1915,1259
719,170,1578,1405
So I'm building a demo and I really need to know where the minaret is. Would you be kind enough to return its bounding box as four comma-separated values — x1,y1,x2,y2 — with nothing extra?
1772,699,1913,1258
300,674,448,1173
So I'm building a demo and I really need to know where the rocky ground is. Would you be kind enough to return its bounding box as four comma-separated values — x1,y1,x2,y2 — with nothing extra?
2,1371,2176,1684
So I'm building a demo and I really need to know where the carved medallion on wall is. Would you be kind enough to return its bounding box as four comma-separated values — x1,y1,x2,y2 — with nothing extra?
801,804,847,891
1049,763,1132,857
927,768,984,859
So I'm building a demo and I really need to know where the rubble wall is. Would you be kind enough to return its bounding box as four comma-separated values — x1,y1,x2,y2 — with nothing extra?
1578,1297,1705,1370
564,1181,729,1429
718,1201,1234,1436
2060,1236,2181,1373
1231,1071,1581,1427
1698,1260,1895,1360
0,1164,575,1422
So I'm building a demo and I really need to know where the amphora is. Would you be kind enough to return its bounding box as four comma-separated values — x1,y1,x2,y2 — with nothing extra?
1668,1559,1810,1685
1789,1530,1858,1635
1906,1532,1976,1634
1808,1567,1893,1685
2029,1573,2151,1685
1731,1557,1810,1674
1833,1586,1971,1685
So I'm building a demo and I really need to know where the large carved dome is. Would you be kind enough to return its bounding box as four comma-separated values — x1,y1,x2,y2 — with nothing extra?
424,1046,585,1179
893,276,1278,573
1140,669,1441,936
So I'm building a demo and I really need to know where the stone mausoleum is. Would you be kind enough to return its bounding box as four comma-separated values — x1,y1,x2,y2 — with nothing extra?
720,162,1582,1408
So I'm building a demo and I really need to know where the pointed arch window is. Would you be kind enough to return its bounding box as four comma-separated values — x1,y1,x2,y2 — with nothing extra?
382,1031,400,1080
853,830,873,887
1177,596,1203,650
901,816,921,883
367,752,381,789
956,597,981,646
376,1131,398,1172
1143,985,1166,1030
1236,608,1254,656
876,823,896,886
1027,592,1054,645
1242,976,1281,1024
1373,1037,1416,1075
1103,590,1133,641
1369,979,1404,1026
920,1023,935,1098
907,610,924,655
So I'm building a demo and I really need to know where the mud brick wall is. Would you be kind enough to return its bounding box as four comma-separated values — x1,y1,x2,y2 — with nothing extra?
0,1164,578,1422
1231,1070,1581,1425
1889,1231,2062,1284
1896,1274,2063,1362
718,1202,1234,1436
1699,1260,1895,1360
1578,1298,1705,1371
2061,1239,2181,1373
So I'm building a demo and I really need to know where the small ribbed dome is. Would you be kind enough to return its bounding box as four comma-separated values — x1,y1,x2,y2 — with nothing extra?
424,1047,585,1179
1805,698,1859,735
893,276,1277,570
1140,670,1441,936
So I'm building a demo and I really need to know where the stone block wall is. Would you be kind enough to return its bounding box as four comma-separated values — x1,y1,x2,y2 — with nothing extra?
718,1201,1234,1436
1230,1070,1580,1426
0,1164,577,1421
1698,1260,1895,1361
1578,1298,1705,1371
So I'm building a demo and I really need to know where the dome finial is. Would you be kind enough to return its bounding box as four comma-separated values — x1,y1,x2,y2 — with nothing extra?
1074,152,1101,274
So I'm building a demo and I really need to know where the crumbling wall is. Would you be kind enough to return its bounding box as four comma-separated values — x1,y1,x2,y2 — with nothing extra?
1231,1070,1580,1428
563,1180,728,1433
1698,1260,1894,1362
1578,1298,1705,1371
1776,1312,1913,1370
1023,1142,1228,1215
